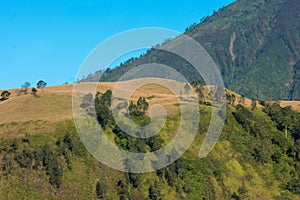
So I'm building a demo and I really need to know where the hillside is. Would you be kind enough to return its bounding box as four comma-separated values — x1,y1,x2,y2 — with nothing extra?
0,81,300,199
3,80,299,126
83,0,300,100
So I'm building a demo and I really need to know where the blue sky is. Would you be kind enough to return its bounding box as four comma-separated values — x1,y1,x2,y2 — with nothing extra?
0,0,235,89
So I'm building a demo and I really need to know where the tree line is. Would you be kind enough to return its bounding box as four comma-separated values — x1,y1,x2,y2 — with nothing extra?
0,80,47,101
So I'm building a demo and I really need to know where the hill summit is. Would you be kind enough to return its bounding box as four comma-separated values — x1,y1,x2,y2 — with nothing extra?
83,0,300,100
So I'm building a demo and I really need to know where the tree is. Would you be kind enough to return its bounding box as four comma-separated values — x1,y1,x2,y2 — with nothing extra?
31,88,37,96
95,90,113,128
184,83,190,98
127,173,141,188
21,82,31,94
129,97,149,117
96,180,106,199
251,99,257,110
41,144,63,188
1,90,11,100
286,178,300,194
196,86,204,103
136,97,149,115
233,105,253,132
37,80,47,90
63,132,74,153
148,181,162,200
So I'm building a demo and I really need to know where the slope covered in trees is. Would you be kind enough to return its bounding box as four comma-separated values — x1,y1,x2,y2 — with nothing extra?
1,84,300,199
83,0,300,100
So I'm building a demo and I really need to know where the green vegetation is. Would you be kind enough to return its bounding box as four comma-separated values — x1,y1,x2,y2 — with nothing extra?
128,97,150,126
82,0,300,100
0,91,300,199
1,0,300,197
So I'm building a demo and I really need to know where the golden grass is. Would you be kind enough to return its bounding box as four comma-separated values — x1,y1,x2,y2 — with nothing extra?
0,79,188,125
279,101,300,112
0,79,299,127
0,92,72,124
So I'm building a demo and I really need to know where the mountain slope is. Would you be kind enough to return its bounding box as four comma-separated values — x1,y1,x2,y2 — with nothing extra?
0,82,300,199
85,0,300,100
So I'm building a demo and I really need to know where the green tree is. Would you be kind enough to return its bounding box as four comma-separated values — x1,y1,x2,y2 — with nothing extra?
80,93,93,108
31,88,37,96
41,144,63,188
137,97,149,115
63,132,74,153
286,178,300,194
129,97,149,117
196,86,204,103
148,181,162,200
1,90,11,100
233,105,253,132
95,90,113,128
37,80,47,90
184,83,190,98
128,173,141,188
96,180,106,199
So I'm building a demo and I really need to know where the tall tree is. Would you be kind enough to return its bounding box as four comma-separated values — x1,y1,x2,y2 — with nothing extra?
95,90,113,128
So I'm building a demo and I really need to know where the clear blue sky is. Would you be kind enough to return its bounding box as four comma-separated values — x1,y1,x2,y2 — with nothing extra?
0,0,235,89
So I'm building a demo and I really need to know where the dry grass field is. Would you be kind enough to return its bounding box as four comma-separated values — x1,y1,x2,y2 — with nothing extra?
0,78,299,126
279,101,300,112
0,79,186,125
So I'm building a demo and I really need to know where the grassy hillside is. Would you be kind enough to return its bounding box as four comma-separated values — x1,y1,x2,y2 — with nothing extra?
0,81,300,199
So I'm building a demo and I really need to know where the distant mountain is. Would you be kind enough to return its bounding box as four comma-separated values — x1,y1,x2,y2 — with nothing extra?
83,0,300,100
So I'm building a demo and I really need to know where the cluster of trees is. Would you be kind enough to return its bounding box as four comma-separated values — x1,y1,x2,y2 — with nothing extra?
90,90,164,154
0,80,47,101
128,97,149,117
18,80,47,96
0,132,75,188
231,102,300,193
95,90,113,128
128,97,150,126
90,90,169,198
263,103,300,192
264,102,300,140
192,82,247,105
82,86,300,198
